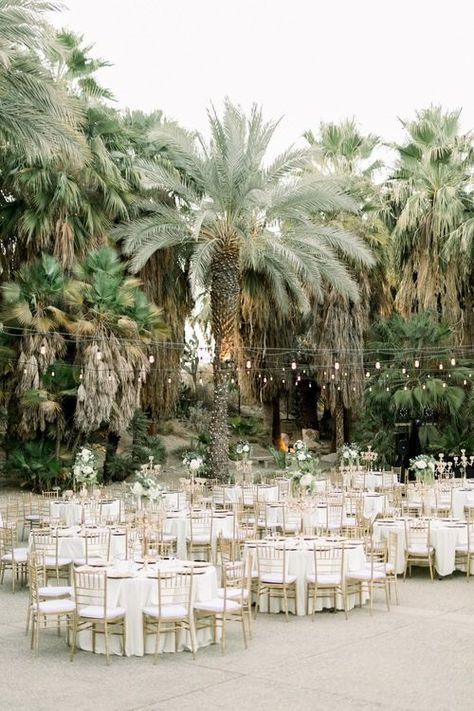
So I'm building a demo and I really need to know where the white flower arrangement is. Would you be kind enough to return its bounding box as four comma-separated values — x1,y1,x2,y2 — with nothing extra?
290,441,314,473
182,452,204,472
130,470,163,501
409,454,437,483
291,470,317,494
235,440,251,461
339,443,360,467
293,440,306,452
73,447,98,487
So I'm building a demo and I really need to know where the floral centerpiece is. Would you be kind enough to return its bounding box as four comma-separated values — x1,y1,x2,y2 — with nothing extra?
339,443,360,468
290,470,318,495
130,462,163,502
234,440,252,482
235,440,251,460
409,454,437,483
182,452,204,473
73,447,99,490
290,440,314,473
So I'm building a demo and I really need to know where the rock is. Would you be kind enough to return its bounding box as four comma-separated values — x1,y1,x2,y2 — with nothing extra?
302,428,320,451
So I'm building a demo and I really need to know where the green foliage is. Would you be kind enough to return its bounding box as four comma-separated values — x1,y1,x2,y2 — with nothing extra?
268,446,290,470
228,415,262,439
3,438,71,491
105,410,166,482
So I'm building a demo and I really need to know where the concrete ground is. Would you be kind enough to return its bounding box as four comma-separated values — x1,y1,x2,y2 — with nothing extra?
1,569,473,711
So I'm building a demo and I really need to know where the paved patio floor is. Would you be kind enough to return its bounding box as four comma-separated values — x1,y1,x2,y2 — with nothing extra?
1,568,473,711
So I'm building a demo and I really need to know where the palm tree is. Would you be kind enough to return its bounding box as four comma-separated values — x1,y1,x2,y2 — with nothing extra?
303,120,391,448
118,101,374,478
1,253,70,436
0,0,84,162
384,106,474,344
66,246,167,433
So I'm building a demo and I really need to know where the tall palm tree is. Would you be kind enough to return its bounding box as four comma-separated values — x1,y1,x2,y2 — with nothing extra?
0,0,84,162
304,120,391,448
118,101,374,478
384,106,474,344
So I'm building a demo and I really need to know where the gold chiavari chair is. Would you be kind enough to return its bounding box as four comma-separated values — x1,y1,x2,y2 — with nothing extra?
306,543,347,618
25,551,73,634
41,490,60,500
31,531,72,585
143,570,196,661
455,522,474,580
386,531,400,604
279,504,302,537
187,510,214,562
70,568,126,664
194,560,249,653
346,536,390,614
404,519,434,581
73,529,111,566
323,503,344,536
0,524,27,592
27,553,75,654
255,544,297,620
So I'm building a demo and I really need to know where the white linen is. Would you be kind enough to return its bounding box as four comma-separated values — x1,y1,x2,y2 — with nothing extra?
452,488,474,520
245,539,367,616
50,501,120,527
76,561,218,656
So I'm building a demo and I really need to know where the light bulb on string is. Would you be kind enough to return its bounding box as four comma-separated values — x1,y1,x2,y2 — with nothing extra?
262,377,266,384
404,385,407,391
51,370,55,377
291,361,297,370
451,358,456,366
443,382,447,388
402,368,406,374
96,350,102,361
167,377,171,384
365,371,370,378
322,385,326,390
282,378,285,384
148,355,155,364
297,375,301,382
464,379,467,386
334,361,340,371
40,345,46,356
414,359,420,368
309,383,312,388
422,384,426,390
331,373,335,380
375,361,381,370
246,360,251,369
337,385,341,391
439,363,443,370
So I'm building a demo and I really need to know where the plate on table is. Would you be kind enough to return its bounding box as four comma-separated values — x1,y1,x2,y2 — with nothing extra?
183,561,211,568
107,571,134,579
88,559,112,567
445,523,466,528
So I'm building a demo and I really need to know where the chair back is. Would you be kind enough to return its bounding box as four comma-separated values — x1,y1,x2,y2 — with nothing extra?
73,568,108,615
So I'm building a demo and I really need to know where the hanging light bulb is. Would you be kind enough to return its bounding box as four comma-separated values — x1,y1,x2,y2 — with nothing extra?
369,387,372,392
246,360,251,369
262,377,267,383
331,373,335,380
308,383,312,388
375,361,381,370
282,378,285,384
167,377,172,384
386,387,389,392
442,382,447,388
149,354,155,364
464,379,467,386
404,385,408,391
322,385,326,390
96,350,102,361
40,345,46,356
402,368,406,375
51,370,55,377
199,377,203,385
451,358,456,366
414,359,420,368
352,387,356,392
79,371,83,380
297,375,301,382
439,363,443,370
365,371,370,378
422,384,426,390
334,361,340,371
337,385,341,391
323,371,327,377
291,361,297,370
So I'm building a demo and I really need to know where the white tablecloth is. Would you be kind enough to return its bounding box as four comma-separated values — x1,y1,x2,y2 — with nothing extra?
452,488,474,520
29,528,127,560
351,472,398,491
245,539,367,616
213,485,279,505
50,500,120,527
76,561,218,656
373,519,470,576
165,512,235,560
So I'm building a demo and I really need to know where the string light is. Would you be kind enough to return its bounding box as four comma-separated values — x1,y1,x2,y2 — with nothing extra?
167,377,171,384
96,350,102,361
365,371,370,378
439,363,443,370
246,360,251,369
291,361,297,370
443,382,447,388
402,368,406,374
451,358,456,366
414,359,420,368
40,345,46,355
375,361,380,370
148,355,155,364
334,362,340,371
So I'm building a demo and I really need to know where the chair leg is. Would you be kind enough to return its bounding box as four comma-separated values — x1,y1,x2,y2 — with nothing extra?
104,621,110,666
283,587,289,621
240,612,248,649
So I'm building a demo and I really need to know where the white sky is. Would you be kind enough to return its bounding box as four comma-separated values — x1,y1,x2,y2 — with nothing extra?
52,0,473,159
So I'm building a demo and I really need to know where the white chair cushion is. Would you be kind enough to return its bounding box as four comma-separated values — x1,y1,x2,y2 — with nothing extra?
455,544,469,551
260,573,297,584
35,599,76,614
217,587,249,600
78,605,125,620
25,514,41,521
188,534,211,544
306,573,341,585
194,598,241,612
346,568,386,581
73,557,106,567
143,604,188,618
39,586,73,598
407,544,433,555
2,548,28,563
44,556,72,567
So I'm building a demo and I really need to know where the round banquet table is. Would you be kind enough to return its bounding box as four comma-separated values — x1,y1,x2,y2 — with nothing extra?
50,500,120,527
264,494,385,531
29,527,128,560
213,485,279,505
164,511,235,560
351,472,398,491
162,491,187,511
373,518,471,576
451,487,474,520
75,560,218,656
244,538,368,616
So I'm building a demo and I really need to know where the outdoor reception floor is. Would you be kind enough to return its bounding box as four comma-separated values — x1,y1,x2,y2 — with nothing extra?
0,571,472,711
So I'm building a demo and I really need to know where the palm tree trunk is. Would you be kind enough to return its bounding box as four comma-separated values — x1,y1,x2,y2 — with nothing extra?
263,395,282,447
208,240,240,481
334,398,345,451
